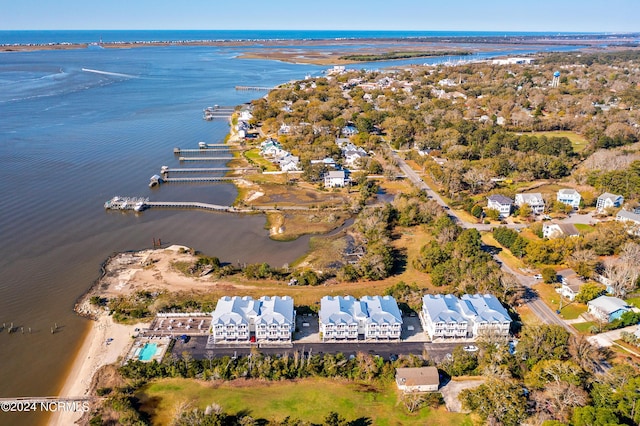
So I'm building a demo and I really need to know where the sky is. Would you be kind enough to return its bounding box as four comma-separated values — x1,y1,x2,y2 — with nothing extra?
1,0,639,33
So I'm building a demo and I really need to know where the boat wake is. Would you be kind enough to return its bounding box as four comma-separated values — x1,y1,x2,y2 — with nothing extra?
81,68,138,78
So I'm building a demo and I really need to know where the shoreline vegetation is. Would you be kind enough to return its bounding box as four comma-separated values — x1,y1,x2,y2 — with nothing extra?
338,50,472,61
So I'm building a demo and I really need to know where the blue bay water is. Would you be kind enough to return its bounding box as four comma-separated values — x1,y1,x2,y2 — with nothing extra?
0,31,585,425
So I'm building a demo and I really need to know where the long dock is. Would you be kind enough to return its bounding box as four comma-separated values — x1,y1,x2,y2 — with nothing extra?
160,177,239,183
235,86,274,91
179,157,232,161
161,167,256,173
144,201,242,212
173,148,241,154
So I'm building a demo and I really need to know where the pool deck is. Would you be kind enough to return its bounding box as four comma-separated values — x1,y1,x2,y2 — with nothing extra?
145,314,212,337
125,336,171,363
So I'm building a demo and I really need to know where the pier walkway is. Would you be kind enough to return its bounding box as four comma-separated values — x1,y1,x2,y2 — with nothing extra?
159,177,239,183
179,156,232,161
161,167,257,173
173,148,242,154
235,85,274,91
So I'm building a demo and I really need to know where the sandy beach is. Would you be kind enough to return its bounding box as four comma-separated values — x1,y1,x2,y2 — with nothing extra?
48,314,143,426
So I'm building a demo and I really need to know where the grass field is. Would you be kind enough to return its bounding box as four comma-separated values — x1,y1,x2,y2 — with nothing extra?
625,297,640,309
244,148,279,171
573,321,596,333
574,223,595,233
137,378,472,426
481,233,527,272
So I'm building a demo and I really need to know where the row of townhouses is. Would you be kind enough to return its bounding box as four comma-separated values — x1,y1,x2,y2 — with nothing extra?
209,293,512,343
420,294,512,339
487,189,623,218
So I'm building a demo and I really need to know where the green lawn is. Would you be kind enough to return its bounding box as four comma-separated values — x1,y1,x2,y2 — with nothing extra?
626,297,640,309
244,148,279,171
137,378,472,426
574,321,597,333
574,224,595,233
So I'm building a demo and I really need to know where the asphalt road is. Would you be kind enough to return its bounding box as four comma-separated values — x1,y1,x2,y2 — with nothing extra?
173,337,461,363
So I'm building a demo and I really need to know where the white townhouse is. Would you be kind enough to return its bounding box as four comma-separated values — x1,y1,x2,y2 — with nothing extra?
515,192,545,215
319,295,403,341
596,192,624,212
487,194,513,218
542,222,580,239
255,296,296,342
420,294,511,339
459,294,512,338
210,296,259,342
615,209,640,236
420,294,469,339
319,296,363,340
557,188,581,210
360,295,403,340
210,296,295,343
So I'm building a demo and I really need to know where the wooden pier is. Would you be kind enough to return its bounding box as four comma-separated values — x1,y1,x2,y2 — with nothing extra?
173,148,241,154
159,177,239,183
161,167,257,173
235,86,274,91
144,201,241,212
179,156,232,161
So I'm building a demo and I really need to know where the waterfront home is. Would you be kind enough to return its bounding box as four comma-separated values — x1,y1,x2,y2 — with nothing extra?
487,194,513,218
515,192,545,215
542,222,580,239
278,154,301,172
396,367,440,392
556,269,584,301
615,209,640,235
557,188,582,209
324,169,349,188
260,139,284,156
319,295,403,341
420,294,511,339
587,296,630,323
211,296,295,343
596,192,624,212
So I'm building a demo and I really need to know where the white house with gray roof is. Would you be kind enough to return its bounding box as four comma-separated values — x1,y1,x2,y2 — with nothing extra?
211,296,295,343
596,192,624,212
319,295,402,341
420,294,511,339
515,192,545,215
587,296,630,323
616,209,640,236
487,195,513,218
557,189,581,209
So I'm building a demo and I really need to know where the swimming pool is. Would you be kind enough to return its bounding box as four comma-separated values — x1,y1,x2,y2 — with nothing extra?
138,343,158,361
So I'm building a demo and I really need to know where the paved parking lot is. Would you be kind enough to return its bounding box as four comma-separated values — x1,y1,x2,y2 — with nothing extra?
145,315,211,337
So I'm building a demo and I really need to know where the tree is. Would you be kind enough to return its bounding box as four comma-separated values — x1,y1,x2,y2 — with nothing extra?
572,406,621,426
518,325,570,368
575,282,605,304
568,249,598,279
460,379,528,426
568,335,610,373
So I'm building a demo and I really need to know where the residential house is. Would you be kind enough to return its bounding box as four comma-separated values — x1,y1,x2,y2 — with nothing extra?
210,296,260,342
587,296,630,323
543,222,580,239
279,154,300,172
210,296,295,342
319,296,365,341
341,125,359,137
360,295,403,340
557,189,582,209
616,209,640,236
555,269,584,301
395,367,440,392
260,139,284,157
460,294,512,338
596,192,624,212
310,157,337,168
324,170,349,188
420,294,469,339
515,192,545,215
420,294,511,339
255,296,296,342
487,194,513,218
319,295,403,341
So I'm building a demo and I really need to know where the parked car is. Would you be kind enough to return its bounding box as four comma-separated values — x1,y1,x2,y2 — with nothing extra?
463,345,478,352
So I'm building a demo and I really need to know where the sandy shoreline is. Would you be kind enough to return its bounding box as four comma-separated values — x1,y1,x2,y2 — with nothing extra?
48,315,143,426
